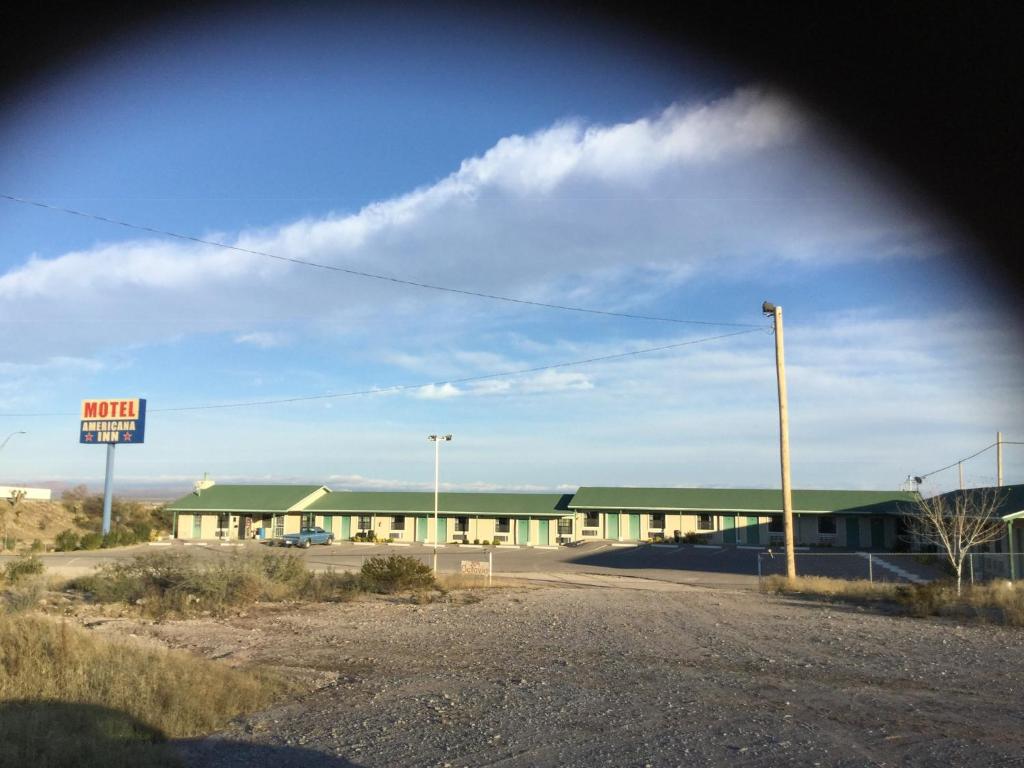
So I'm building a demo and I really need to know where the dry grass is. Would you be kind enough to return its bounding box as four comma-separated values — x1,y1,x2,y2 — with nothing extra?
0,613,286,767
761,575,900,600
435,573,525,590
897,580,1024,625
762,575,1024,626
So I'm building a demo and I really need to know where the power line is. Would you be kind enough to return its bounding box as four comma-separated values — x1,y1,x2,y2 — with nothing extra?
0,327,762,417
917,440,1024,480
1,193,762,329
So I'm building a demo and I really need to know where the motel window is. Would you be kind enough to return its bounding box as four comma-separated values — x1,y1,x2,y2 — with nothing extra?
818,516,837,535
697,514,714,531
495,518,510,533
358,515,372,531
768,516,784,533
585,511,600,527
649,513,665,529
455,516,469,532
558,518,573,535
302,512,315,530
392,515,405,531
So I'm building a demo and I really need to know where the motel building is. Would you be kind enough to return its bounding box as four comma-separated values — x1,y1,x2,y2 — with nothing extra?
167,480,930,550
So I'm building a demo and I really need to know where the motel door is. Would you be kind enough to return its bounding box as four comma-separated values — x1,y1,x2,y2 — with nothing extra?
416,517,428,542
339,516,351,539
606,514,619,540
192,515,202,539
239,516,253,540
870,518,885,548
322,515,334,534
516,518,529,545
846,517,861,549
537,519,549,546
722,516,736,544
436,517,448,543
627,514,641,541
745,516,760,545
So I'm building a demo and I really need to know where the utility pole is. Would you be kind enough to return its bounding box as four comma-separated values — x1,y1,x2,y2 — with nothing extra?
997,431,1003,487
763,302,796,581
959,461,964,490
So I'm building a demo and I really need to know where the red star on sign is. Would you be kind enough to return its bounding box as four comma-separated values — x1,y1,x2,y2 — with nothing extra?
84,432,94,442
122,432,133,442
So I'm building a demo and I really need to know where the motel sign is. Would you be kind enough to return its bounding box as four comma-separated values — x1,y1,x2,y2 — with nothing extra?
79,397,147,535
80,398,147,444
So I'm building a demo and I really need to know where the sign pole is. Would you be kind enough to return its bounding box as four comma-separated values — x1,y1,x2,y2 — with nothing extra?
102,442,116,535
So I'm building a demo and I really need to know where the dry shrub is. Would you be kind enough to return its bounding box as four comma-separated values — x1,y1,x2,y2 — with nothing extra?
3,554,45,585
2,575,47,613
72,550,314,617
0,613,285,766
360,555,436,594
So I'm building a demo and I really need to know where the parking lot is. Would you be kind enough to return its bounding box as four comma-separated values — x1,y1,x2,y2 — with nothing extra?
11,539,945,587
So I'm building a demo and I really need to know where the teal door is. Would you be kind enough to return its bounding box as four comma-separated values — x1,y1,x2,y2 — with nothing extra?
517,518,530,545
322,515,334,534
538,519,550,545
192,515,202,539
723,516,736,544
436,517,448,543
846,517,860,549
606,513,620,540
627,514,641,540
416,517,428,542
745,516,760,545
870,518,885,548
339,516,351,539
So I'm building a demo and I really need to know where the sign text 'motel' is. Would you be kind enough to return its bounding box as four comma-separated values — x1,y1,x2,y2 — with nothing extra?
80,398,147,444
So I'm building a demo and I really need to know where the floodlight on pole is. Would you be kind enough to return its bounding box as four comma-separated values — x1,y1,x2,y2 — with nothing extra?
427,434,453,571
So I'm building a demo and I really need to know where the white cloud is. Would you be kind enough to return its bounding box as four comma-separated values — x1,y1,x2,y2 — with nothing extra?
324,473,576,493
414,383,462,400
0,85,946,365
234,331,288,348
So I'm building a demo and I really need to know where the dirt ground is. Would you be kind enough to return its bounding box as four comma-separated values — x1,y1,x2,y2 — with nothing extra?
78,573,1024,768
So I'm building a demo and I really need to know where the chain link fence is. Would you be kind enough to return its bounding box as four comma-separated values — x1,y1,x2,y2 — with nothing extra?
757,550,1023,586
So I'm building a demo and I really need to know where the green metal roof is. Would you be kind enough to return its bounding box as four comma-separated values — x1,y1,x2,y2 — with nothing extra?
166,484,326,513
568,487,920,515
930,485,1024,521
309,491,573,517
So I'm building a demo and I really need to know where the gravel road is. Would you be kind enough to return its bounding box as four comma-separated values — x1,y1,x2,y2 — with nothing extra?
87,573,1024,767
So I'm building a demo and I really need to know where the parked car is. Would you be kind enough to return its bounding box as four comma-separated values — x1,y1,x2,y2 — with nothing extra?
278,526,334,548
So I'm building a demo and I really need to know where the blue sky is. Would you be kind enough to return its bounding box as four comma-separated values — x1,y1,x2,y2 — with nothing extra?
1,6,1021,497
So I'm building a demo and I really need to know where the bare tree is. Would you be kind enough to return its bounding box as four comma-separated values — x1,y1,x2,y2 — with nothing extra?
905,487,1006,594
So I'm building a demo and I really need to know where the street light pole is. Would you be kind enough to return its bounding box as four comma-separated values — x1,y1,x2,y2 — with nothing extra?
0,431,26,454
427,434,452,573
763,302,796,581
